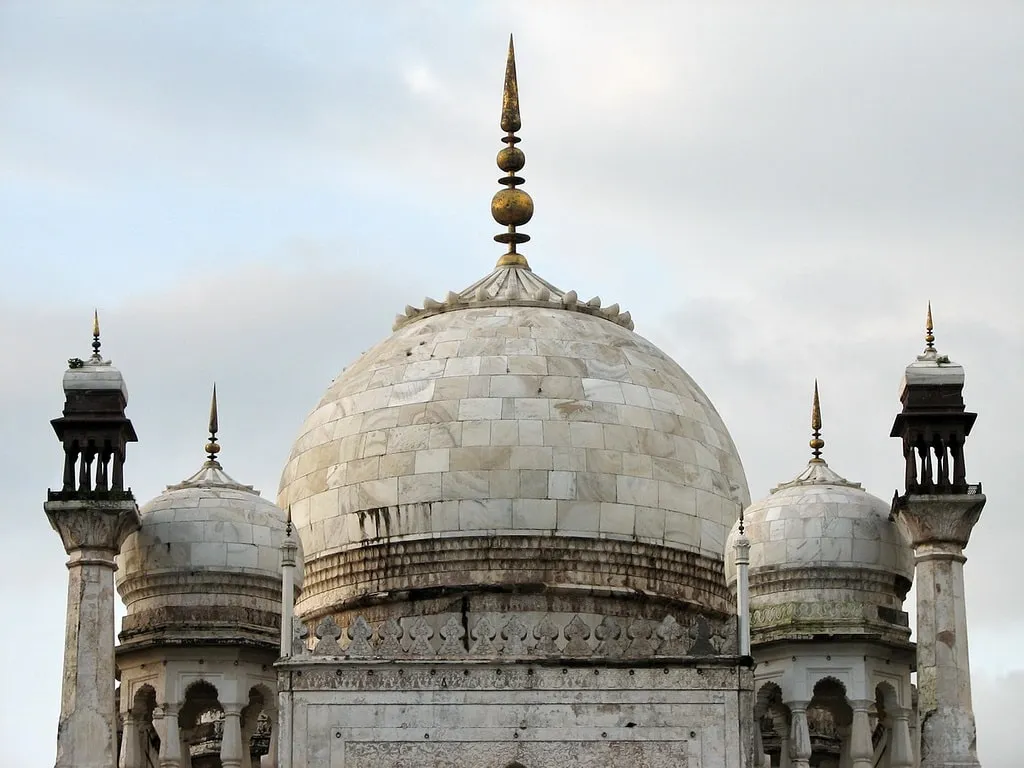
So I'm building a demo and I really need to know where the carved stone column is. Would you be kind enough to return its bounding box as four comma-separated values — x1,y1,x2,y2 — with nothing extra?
849,700,874,768
119,712,139,768
220,704,245,768
45,499,140,768
773,710,792,768
836,724,852,768
896,495,985,768
890,707,915,768
240,717,258,768
788,702,812,768
263,708,279,768
157,704,183,768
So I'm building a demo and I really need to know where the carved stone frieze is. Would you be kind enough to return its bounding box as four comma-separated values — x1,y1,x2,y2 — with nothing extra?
342,739,688,767
288,610,737,661
288,662,747,693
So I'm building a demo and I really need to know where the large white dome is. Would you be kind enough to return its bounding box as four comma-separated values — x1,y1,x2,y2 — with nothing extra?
278,265,750,620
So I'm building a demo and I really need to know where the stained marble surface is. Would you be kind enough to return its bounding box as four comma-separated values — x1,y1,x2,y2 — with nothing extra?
279,303,750,566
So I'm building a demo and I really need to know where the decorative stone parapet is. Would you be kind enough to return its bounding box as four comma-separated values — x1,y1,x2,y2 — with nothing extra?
286,610,737,661
391,266,636,333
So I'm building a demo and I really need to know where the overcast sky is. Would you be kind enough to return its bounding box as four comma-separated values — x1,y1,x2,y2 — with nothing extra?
2,2,1022,766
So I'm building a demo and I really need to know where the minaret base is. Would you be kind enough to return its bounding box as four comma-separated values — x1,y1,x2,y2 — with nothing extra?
920,705,980,768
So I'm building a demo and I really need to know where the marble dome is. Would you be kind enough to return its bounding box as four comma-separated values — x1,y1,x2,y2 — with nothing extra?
117,455,300,649
278,263,750,620
725,457,914,644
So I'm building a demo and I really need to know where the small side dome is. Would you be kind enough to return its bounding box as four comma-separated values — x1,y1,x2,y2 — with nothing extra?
116,389,300,649
725,385,913,645
63,311,128,399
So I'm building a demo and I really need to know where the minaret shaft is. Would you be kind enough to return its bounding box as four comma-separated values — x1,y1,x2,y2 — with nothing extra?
890,304,984,767
895,497,984,768
46,315,141,767
47,504,139,768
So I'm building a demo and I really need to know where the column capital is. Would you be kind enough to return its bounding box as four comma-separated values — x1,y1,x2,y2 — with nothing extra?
785,699,810,713
45,498,141,556
894,494,985,549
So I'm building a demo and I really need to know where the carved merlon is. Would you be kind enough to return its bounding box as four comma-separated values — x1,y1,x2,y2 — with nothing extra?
45,498,141,557
893,494,985,551
287,611,737,661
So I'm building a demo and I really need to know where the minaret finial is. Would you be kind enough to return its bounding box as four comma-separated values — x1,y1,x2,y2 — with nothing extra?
925,301,935,351
91,309,101,359
286,504,293,537
809,380,825,462
205,384,221,464
492,34,533,270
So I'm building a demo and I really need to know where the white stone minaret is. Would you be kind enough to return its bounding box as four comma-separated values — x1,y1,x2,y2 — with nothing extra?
890,306,985,768
45,315,141,768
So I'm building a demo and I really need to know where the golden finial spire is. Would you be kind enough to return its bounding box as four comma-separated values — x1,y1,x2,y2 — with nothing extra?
925,301,935,351
809,380,825,462
91,309,102,358
492,34,533,270
205,384,221,464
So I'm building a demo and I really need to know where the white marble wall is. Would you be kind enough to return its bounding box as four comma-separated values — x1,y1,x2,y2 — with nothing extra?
281,663,752,768
280,306,749,568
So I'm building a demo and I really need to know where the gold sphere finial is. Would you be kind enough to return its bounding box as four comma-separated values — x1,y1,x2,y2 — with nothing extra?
492,34,532,270
91,309,102,358
809,380,825,462
205,383,221,463
925,301,935,350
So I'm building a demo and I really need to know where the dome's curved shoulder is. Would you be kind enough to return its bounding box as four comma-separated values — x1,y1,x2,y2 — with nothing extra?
726,461,913,583
279,265,749,619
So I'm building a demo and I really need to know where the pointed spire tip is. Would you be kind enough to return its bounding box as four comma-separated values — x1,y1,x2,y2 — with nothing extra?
91,309,102,357
493,34,533,269
925,301,935,350
205,383,221,463
809,380,825,462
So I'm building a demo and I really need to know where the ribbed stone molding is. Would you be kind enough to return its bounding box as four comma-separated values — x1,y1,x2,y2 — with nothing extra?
298,535,736,620
747,566,911,647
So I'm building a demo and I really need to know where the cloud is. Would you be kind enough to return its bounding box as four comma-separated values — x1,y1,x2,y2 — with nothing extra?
1,2,1022,764
0,255,419,766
